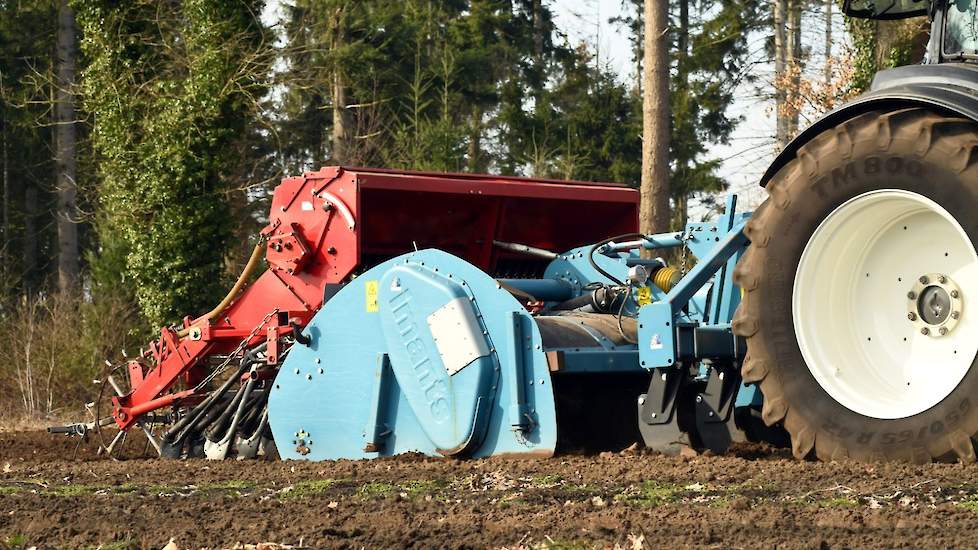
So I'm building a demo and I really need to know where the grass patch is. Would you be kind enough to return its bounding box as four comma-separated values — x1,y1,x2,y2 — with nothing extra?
706,495,732,508
496,497,529,509
530,474,563,487
199,480,256,492
356,481,396,499
111,482,184,495
280,478,340,499
46,484,99,497
615,481,682,506
958,494,978,511
817,497,859,508
2,534,29,550
0,485,20,496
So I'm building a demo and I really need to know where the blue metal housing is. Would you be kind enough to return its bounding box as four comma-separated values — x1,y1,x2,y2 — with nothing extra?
269,196,763,460
268,249,558,460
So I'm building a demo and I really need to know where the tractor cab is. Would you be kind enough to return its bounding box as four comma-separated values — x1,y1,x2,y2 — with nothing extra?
844,0,978,64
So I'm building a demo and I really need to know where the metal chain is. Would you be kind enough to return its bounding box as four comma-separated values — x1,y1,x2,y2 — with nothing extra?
192,307,281,392
679,230,693,276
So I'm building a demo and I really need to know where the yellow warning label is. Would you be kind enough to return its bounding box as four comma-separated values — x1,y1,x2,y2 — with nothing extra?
637,287,652,306
365,280,379,312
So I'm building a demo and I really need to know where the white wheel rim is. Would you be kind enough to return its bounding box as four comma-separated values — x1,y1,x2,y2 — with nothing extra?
793,190,978,419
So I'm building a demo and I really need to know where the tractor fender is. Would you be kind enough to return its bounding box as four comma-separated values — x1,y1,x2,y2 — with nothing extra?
762,63,978,186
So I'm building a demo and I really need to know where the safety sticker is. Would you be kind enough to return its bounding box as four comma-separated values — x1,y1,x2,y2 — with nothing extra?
636,287,652,306
365,280,379,313
650,333,663,350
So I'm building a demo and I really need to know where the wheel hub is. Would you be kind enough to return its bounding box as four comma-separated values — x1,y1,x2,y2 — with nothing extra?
793,190,978,419
907,273,962,337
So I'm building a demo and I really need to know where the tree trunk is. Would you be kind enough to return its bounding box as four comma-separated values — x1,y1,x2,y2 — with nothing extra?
532,0,544,70
676,0,689,225
634,0,643,96
773,0,789,150
1,104,8,279
330,6,350,164
825,0,833,86
55,0,79,292
678,0,689,68
467,108,483,173
786,0,802,138
23,183,37,292
640,0,671,235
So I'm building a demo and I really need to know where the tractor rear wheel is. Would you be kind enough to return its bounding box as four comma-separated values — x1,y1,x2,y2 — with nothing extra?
734,108,978,462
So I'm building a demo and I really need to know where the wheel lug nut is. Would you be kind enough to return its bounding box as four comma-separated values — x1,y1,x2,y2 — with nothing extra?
908,312,917,321
939,275,948,284
952,311,961,319
940,327,949,336
921,327,930,335
907,291,917,300
919,276,930,284
951,290,960,299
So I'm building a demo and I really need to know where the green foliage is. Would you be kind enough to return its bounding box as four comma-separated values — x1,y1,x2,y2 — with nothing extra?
73,0,271,327
2,534,29,550
496,44,641,184
278,0,583,176
847,17,930,93
848,18,879,93
280,478,341,499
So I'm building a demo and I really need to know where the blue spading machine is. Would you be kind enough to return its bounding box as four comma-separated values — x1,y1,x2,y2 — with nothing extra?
268,196,776,459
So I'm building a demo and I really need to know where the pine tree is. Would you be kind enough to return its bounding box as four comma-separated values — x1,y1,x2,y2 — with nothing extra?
0,1,59,295
641,0,671,234
55,0,79,292
618,0,765,226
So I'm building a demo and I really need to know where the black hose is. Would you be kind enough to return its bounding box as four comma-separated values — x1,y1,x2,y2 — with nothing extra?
616,286,637,344
185,393,234,435
551,286,622,313
162,342,267,445
588,233,647,286
203,384,249,441
290,320,311,346
238,391,267,430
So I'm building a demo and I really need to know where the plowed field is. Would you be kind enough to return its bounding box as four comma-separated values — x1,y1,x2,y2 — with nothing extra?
3,431,978,549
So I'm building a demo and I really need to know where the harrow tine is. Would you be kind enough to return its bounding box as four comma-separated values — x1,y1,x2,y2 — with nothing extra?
102,429,125,456
138,421,162,455
105,373,162,456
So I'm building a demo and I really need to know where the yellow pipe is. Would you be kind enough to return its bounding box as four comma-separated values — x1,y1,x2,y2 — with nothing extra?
176,242,265,338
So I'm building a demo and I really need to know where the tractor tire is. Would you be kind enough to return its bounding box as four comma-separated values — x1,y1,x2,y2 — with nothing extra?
733,108,978,462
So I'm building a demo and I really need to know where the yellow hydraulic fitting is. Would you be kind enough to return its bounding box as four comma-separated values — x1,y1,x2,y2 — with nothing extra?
653,266,682,293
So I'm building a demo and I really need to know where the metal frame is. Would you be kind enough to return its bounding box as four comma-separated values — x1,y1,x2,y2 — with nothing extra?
105,167,639,440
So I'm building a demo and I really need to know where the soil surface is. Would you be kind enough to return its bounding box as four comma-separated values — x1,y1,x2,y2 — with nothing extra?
3,431,978,549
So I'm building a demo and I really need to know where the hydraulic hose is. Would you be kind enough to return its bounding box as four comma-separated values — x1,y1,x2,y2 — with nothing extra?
493,240,558,260
162,343,266,444
588,233,647,286
176,242,265,338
